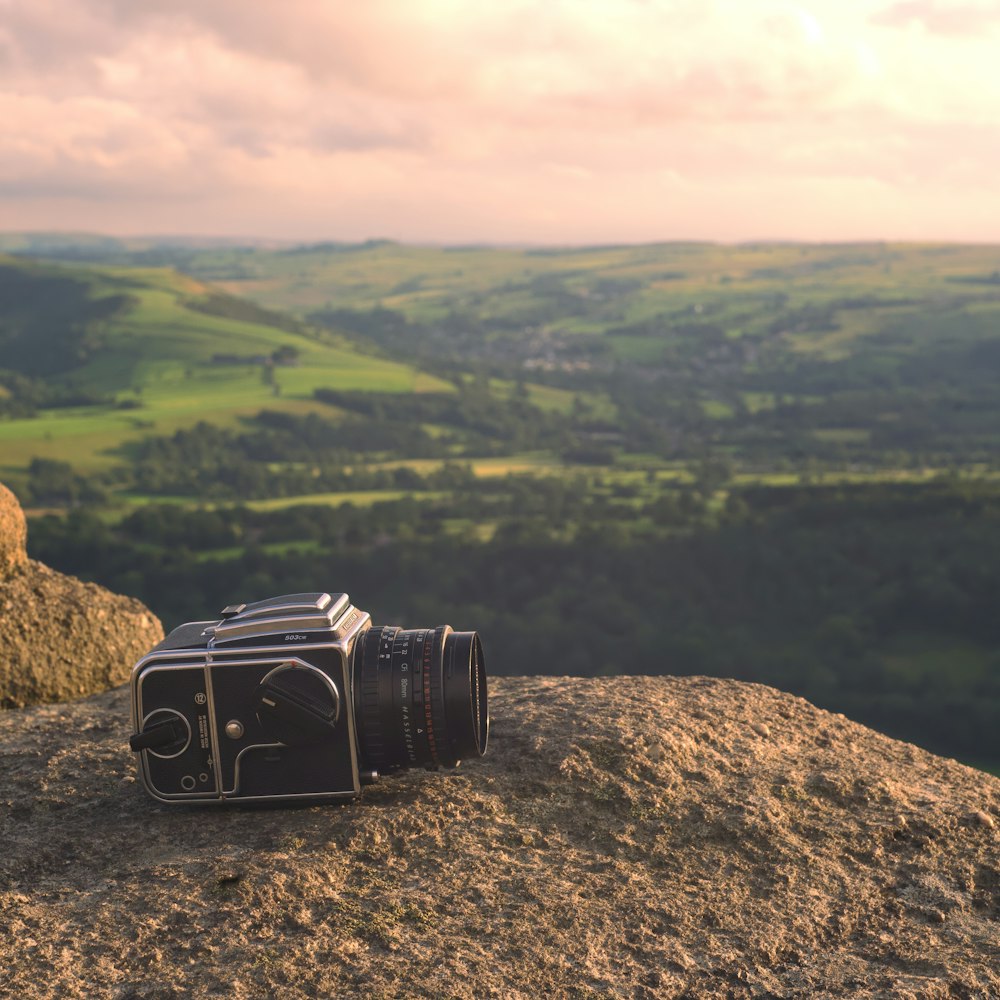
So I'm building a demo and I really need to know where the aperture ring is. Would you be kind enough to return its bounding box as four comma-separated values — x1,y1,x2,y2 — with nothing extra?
421,629,440,769
428,626,458,768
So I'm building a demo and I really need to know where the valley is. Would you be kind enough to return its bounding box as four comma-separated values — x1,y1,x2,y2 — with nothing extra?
2,238,999,771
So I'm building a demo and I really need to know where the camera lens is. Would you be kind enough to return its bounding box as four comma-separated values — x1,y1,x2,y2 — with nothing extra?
353,625,488,773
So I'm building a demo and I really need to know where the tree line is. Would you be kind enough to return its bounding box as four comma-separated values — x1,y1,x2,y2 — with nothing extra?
27,478,1000,766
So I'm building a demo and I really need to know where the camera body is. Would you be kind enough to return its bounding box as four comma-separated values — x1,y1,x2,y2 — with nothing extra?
129,592,488,807
130,593,372,805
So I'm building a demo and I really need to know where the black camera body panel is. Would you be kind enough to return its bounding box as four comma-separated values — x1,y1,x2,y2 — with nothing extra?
130,592,371,805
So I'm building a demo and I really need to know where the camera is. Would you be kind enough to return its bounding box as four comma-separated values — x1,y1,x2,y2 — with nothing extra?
128,592,488,805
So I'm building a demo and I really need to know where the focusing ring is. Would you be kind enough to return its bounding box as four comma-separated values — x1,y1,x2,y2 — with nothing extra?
355,625,397,772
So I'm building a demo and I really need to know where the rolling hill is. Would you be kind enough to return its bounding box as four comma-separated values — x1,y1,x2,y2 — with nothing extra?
197,240,1000,472
0,256,449,481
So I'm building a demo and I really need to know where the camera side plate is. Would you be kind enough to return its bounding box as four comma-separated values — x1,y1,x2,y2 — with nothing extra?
208,651,359,801
130,608,371,805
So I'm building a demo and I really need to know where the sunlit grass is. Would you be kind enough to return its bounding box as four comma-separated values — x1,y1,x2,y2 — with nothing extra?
242,490,445,511
701,399,734,419
0,262,452,478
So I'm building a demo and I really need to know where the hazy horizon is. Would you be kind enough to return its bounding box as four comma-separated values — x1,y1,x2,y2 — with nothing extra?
3,1,1000,244
6,230,1000,251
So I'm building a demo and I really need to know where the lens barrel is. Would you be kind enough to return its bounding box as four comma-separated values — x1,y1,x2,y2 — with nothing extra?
353,625,488,773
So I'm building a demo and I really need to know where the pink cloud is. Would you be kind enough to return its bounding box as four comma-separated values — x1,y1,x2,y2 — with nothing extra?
0,0,999,241
870,1,1000,36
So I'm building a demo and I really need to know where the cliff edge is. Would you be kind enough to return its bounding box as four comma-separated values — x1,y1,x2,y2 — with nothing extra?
1,675,997,999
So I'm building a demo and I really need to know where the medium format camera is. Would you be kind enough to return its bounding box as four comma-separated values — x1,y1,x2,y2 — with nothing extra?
128,592,488,805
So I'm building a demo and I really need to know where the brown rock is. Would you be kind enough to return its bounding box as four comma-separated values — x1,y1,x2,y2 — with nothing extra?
0,483,163,707
0,561,164,708
0,481,28,580
1,676,998,998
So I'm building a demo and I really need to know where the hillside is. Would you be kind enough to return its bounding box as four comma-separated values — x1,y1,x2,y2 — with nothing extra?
0,256,448,480
12,238,1000,474
12,236,1000,372
8,239,1000,479
191,240,1000,370
1,675,998,998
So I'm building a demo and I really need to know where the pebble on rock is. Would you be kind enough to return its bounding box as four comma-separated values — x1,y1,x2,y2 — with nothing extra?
972,810,995,830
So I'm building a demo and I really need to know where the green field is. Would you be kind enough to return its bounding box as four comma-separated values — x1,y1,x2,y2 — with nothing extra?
242,490,445,511
0,257,451,480
0,255,623,489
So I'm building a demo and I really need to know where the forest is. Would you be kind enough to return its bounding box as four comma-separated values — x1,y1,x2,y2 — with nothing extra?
25,477,1000,765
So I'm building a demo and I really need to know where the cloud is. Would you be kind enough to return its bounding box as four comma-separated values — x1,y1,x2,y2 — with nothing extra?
0,0,999,240
870,1,1000,36
0,2,875,131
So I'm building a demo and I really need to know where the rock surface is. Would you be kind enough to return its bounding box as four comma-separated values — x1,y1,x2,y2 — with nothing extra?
0,481,28,580
1,676,998,999
0,483,164,707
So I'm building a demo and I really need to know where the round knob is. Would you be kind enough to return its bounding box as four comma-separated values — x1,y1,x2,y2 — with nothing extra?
130,709,191,758
253,664,340,746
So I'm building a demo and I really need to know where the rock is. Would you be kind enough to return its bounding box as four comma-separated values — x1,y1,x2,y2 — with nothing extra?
0,483,163,707
972,809,995,830
0,561,164,708
1,676,998,998
0,482,28,580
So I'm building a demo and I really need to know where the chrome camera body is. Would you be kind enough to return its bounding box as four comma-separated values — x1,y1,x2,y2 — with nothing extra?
128,592,488,806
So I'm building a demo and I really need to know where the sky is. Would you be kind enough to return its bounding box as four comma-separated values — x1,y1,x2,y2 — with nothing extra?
1,0,999,244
